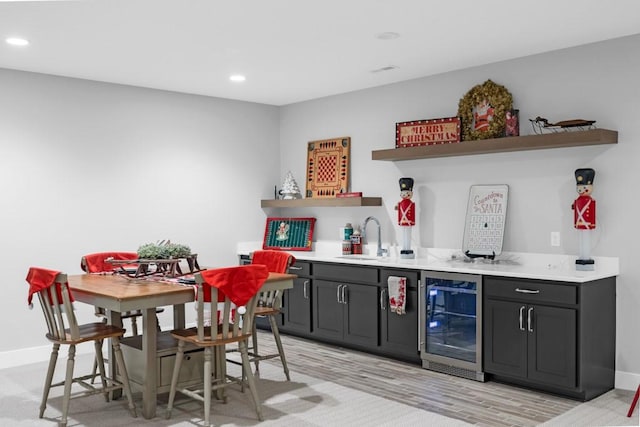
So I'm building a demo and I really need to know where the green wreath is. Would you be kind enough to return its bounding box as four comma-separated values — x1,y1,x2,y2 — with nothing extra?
457,79,513,141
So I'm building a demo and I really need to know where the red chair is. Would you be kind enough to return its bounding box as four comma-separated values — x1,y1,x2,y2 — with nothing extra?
166,265,269,425
248,249,295,380
27,267,137,426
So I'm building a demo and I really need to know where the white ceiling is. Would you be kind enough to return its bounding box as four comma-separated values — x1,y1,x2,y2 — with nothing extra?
1,0,640,106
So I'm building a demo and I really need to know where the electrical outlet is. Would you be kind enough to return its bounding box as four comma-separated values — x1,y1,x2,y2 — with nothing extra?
550,231,561,247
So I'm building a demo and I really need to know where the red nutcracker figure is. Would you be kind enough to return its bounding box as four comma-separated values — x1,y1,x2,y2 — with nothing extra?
571,168,596,270
396,177,415,259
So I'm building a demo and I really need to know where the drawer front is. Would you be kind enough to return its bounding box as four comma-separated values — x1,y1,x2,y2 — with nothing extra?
159,349,204,387
314,262,378,284
485,277,577,305
380,269,419,289
288,260,311,276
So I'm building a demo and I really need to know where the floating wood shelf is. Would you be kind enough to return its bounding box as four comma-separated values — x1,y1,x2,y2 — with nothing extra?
371,129,618,161
261,197,382,208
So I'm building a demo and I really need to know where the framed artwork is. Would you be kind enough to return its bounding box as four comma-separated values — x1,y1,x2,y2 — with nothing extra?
263,217,316,251
306,137,350,198
395,117,461,148
462,184,509,259
457,80,513,141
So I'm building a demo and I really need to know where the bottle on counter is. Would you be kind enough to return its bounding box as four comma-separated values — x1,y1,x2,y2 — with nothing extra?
344,223,353,241
342,240,352,255
351,228,362,255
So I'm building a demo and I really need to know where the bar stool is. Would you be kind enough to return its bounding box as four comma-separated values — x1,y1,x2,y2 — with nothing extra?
166,265,269,425
26,267,137,427
247,249,295,379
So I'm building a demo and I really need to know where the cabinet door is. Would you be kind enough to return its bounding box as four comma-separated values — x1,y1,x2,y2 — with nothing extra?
282,277,312,335
484,299,527,379
379,270,419,359
527,305,576,388
312,279,344,341
343,283,379,347
380,287,419,360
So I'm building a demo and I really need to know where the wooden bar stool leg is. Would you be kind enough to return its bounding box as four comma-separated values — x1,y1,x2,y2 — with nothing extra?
204,348,213,426
268,315,290,381
166,341,185,419
39,343,60,418
112,340,137,417
93,340,109,402
251,321,260,375
61,345,77,427
628,385,640,417
240,340,263,421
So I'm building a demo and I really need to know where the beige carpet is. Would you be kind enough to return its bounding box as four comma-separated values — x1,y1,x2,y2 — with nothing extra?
0,353,471,426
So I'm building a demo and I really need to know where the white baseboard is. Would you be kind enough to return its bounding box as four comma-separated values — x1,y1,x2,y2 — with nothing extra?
616,370,640,391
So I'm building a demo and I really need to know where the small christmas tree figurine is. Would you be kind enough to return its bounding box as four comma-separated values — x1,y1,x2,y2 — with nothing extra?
280,171,302,199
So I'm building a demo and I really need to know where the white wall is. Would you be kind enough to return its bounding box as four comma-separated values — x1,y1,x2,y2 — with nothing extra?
278,34,640,384
0,69,280,353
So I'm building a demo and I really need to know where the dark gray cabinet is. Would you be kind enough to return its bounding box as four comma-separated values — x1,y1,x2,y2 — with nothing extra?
379,269,420,363
281,261,312,335
484,276,615,400
312,263,379,348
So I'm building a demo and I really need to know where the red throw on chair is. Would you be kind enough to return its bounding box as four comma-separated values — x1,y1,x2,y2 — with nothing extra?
251,249,296,274
81,251,138,273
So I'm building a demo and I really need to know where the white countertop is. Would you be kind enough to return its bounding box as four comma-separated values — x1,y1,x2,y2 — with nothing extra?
238,241,619,283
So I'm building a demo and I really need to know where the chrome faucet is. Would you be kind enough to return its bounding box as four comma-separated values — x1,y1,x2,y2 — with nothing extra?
362,216,387,257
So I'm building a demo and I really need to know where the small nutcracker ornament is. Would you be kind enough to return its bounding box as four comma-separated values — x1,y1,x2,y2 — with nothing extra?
571,168,596,270
396,177,415,259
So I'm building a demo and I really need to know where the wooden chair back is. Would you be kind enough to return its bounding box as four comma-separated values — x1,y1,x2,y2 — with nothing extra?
250,250,294,310
33,272,79,342
192,265,269,344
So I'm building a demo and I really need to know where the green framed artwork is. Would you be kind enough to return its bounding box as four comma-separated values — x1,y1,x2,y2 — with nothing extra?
263,217,316,251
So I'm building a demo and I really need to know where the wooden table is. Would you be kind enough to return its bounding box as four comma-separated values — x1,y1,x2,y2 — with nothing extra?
68,272,295,419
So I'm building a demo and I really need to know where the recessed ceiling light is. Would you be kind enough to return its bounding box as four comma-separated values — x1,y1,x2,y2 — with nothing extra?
229,74,246,82
6,37,29,46
375,32,400,40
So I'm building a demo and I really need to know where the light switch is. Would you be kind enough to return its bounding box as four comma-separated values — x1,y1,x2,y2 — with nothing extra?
550,232,561,247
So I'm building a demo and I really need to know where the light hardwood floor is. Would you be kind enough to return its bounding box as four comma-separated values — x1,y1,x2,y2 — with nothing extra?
253,331,636,427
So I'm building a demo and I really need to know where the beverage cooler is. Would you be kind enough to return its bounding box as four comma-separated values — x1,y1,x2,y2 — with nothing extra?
420,271,484,381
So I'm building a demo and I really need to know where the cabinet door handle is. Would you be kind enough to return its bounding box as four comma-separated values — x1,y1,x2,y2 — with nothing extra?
289,266,303,270
336,284,343,303
527,307,534,332
303,280,309,299
380,289,387,310
515,288,540,294
519,305,525,331
342,285,348,305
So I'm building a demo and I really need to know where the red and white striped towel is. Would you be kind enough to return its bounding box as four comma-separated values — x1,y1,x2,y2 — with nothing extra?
387,276,406,315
